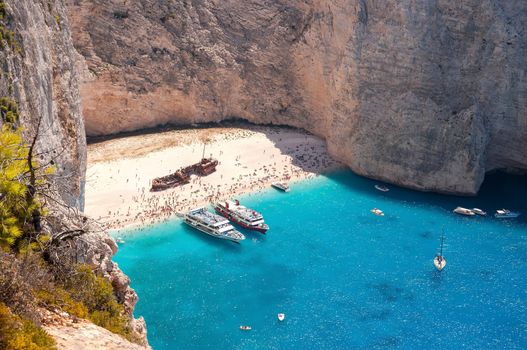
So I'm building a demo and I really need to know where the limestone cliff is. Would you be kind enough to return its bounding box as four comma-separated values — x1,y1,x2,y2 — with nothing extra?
0,1,148,347
67,0,527,194
0,0,86,209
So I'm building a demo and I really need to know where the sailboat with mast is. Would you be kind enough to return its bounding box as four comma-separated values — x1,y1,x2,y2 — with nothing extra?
434,231,446,271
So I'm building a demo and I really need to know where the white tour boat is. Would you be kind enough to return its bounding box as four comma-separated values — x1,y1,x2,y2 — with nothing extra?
183,207,245,243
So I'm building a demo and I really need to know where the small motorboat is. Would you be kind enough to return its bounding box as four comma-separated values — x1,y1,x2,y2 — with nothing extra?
277,313,285,322
239,325,252,331
374,184,390,192
272,182,290,192
495,209,521,218
472,208,487,216
116,237,125,244
371,208,384,216
453,207,475,216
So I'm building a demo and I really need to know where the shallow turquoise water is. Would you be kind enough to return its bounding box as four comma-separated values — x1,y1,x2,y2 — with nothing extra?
113,171,527,349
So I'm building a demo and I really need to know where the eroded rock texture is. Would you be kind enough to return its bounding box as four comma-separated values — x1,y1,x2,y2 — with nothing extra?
1,0,86,208
67,0,526,194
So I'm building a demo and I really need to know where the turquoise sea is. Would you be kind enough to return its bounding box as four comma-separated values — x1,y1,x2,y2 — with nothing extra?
113,170,527,349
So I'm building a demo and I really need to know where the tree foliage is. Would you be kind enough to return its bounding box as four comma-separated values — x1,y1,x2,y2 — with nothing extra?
0,2,21,54
0,99,139,344
0,97,19,124
0,125,42,249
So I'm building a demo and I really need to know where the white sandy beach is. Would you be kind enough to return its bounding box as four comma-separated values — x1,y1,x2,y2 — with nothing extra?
84,125,342,230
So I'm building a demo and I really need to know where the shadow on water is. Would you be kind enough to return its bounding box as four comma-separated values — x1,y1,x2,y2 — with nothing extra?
430,269,447,287
324,169,527,225
419,230,435,240
241,231,267,243
369,282,415,303
366,335,401,349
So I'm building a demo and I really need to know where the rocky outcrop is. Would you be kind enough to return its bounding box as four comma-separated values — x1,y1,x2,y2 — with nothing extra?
1,0,86,208
67,0,527,194
45,207,149,346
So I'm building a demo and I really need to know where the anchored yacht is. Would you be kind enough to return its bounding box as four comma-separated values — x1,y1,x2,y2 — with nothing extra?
472,208,487,216
183,207,245,243
495,209,521,218
374,184,390,192
453,207,475,216
213,200,269,233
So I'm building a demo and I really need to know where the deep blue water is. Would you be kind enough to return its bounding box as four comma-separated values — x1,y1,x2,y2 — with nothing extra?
113,171,527,349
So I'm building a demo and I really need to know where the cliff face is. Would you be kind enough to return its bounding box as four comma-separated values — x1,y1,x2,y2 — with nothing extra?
1,0,86,208
1,1,148,347
67,0,526,194
325,1,527,194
